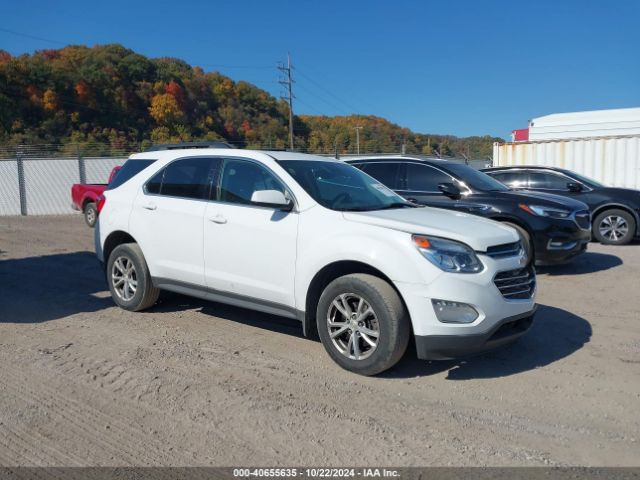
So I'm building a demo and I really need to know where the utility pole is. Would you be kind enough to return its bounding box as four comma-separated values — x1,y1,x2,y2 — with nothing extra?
278,53,295,150
354,126,363,154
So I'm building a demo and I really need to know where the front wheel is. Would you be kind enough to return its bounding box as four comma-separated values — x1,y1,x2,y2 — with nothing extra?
316,274,410,376
84,202,98,228
593,209,636,245
106,243,160,311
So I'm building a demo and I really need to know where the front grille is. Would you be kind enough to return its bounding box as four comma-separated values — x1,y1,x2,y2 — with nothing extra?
486,241,522,259
574,210,591,230
494,265,536,299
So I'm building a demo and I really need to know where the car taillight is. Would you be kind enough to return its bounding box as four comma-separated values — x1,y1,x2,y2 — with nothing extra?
97,195,106,214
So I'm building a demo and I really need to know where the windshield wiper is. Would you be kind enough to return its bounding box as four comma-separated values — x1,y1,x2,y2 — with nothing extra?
377,202,419,210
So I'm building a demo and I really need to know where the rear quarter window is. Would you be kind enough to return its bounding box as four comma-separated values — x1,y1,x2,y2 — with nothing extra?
106,159,156,190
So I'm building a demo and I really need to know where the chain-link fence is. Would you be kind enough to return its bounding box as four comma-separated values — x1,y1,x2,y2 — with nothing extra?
0,144,491,216
0,145,131,216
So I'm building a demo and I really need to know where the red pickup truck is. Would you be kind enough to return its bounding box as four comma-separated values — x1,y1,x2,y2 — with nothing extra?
71,166,120,227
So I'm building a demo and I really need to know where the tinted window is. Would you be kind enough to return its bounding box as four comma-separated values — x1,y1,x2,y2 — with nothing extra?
219,159,285,205
528,172,569,190
359,162,402,189
406,163,451,191
282,160,410,211
441,163,510,192
145,158,218,199
107,159,155,190
145,169,163,194
490,171,528,189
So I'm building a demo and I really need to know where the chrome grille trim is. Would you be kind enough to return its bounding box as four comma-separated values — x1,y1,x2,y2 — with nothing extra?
485,241,522,259
494,265,536,300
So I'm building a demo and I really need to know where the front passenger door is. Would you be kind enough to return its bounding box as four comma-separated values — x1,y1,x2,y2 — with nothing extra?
396,163,460,209
203,158,299,311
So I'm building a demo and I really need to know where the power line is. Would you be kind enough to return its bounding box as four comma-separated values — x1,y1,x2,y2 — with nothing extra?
293,65,364,114
294,82,351,116
0,27,66,45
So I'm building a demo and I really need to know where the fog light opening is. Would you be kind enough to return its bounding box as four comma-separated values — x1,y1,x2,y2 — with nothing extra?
431,299,479,324
547,239,578,250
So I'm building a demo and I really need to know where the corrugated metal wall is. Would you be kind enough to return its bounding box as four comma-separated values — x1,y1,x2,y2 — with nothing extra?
493,135,640,190
0,160,21,215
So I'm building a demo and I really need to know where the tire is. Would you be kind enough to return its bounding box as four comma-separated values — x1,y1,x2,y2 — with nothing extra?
503,221,533,264
84,202,98,228
593,209,636,245
106,243,160,311
316,274,410,376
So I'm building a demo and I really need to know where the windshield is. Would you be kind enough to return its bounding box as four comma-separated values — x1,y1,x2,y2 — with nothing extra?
280,160,414,211
565,170,604,188
442,163,510,192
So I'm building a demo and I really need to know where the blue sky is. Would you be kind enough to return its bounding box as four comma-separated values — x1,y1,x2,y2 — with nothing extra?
1,0,639,138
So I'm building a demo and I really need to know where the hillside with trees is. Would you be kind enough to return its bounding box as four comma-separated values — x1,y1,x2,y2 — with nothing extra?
0,44,501,158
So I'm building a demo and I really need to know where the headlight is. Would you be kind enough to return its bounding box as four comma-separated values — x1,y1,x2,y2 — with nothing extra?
412,235,484,273
519,203,571,219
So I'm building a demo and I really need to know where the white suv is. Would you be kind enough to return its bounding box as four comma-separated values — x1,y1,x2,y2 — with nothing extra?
96,147,537,375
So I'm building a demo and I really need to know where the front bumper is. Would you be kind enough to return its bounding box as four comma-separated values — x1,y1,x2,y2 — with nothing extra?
415,307,536,360
530,215,591,265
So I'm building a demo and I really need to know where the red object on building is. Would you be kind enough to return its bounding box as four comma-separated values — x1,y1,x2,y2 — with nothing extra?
511,128,529,142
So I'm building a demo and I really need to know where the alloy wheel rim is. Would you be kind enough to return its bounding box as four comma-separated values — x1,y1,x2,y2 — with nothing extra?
599,215,628,242
327,293,379,361
111,256,137,301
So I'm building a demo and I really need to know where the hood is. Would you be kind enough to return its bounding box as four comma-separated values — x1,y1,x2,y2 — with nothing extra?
343,207,518,252
498,189,589,210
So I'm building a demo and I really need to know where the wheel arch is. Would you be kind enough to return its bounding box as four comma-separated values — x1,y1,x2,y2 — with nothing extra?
103,230,138,266
487,215,534,239
302,260,409,339
592,203,639,226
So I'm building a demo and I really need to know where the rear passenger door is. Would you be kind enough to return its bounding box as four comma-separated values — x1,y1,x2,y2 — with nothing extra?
130,157,220,287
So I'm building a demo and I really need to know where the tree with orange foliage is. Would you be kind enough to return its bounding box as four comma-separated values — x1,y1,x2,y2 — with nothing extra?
149,93,184,126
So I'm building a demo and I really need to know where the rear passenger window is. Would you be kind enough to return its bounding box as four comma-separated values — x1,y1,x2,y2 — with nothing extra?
528,172,569,190
145,158,220,199
359,162,402,189
491,171,527,189
106,159,155,190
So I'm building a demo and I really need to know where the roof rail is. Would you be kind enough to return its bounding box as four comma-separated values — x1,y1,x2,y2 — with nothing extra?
145,141,234,151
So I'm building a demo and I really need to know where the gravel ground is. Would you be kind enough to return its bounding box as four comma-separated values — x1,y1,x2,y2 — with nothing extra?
0,215,638,466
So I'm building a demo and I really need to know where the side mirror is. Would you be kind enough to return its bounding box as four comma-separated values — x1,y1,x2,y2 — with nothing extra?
250,190,293,211
567,182,583,192
438,182,462,199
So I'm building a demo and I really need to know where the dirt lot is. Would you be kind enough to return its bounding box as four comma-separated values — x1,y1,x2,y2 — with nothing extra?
0,215,638,467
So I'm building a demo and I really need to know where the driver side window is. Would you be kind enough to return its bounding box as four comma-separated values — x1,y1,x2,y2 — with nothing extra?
219,159,286,205
405,163,452,192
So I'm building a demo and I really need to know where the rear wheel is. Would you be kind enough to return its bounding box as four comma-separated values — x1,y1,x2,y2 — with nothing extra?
106,243,159,311
503,221,533,263
84,202,98,228
593,209,635,245
316,274,410,376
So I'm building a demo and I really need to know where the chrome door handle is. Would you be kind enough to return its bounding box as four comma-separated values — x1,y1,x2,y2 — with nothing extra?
142,203,157,210
209,215,227,224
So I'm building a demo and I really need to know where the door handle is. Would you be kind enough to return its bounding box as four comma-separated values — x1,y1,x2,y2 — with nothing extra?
142,203,157,210
209,215,227,224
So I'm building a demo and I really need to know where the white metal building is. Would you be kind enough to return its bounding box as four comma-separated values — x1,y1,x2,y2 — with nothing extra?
493,107,640,190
